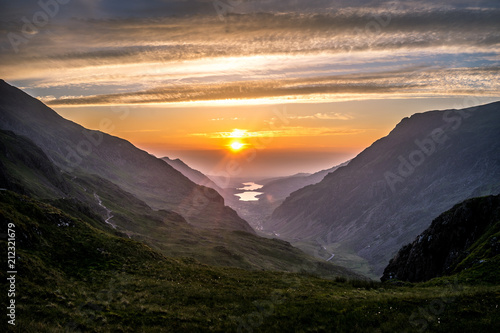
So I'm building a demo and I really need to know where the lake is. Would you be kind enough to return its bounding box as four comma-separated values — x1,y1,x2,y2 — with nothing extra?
234,182,264,201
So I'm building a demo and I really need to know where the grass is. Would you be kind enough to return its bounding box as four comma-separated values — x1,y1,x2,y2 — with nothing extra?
2,191,499,332
292,240,377,279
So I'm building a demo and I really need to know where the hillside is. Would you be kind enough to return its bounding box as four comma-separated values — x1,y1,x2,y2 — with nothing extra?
0,80,251,233
0,84,360,278
225,162,351,230
266,102,500,276
1,190,499,332
382,195,500,283
260,161,350,204
162,156,224,194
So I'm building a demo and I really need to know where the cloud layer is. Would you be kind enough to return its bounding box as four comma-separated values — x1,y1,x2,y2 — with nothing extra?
1,2,499,105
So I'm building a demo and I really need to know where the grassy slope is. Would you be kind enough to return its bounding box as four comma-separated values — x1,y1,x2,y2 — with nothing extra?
1,191,499,332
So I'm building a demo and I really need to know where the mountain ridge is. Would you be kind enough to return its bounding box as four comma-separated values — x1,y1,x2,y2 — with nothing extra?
0,79,253,233
266,101,500,276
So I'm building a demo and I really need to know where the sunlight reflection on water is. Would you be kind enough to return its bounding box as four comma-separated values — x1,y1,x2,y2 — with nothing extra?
235,182,264,201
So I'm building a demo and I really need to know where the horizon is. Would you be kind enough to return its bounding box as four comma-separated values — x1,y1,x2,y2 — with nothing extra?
1,0,499,178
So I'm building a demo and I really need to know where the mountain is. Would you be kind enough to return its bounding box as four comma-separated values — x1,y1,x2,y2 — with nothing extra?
162,156,224,194
0,81,361,278
228,162,350,231
0,79,252,233
266,102,500,276
259,161,350,204
382,195,500,283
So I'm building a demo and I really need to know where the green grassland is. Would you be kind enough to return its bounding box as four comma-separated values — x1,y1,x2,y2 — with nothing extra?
2,191,499,332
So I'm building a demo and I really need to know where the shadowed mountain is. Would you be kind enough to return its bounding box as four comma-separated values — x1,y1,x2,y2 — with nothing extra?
162,156,224,194
382,195,500,283
259,161,350,204
228,162,350,231
0,79,252,233
266,102,500,276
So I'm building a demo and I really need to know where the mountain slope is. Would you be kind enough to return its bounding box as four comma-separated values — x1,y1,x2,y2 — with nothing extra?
2,190,499,332
162,156,225,194
0,79,252,233
228,162,350,231
266,102,500,276
0,84,362,278
382,195,500,283
260,161,350,203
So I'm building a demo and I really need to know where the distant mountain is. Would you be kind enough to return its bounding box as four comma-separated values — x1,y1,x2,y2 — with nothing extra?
0,79,252,233
382,195,500,283
266,102,500,276
162,156,224,194
259,161,350,204
228,162,350,230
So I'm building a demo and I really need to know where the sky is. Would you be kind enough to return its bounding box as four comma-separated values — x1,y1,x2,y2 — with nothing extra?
1,0,499,178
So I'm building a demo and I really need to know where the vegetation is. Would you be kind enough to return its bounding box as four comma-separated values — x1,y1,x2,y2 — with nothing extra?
2,191,499,332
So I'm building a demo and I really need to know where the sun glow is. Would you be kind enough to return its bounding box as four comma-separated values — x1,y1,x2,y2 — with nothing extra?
229,141,245,152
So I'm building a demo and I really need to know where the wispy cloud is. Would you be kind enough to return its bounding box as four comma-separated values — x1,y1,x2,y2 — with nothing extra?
1,5,499,105
41,65,500,106
191,126,365,139
289,113,354,120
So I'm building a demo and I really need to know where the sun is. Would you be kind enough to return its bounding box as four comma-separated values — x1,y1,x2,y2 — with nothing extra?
229,141,245,152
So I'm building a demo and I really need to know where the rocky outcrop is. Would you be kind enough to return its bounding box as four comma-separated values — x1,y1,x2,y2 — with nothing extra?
382,195,500,282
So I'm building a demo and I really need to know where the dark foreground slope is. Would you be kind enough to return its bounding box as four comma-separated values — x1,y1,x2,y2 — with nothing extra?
1,190,499,332
267,102,500,275
0,80,251,233
382,195,500,283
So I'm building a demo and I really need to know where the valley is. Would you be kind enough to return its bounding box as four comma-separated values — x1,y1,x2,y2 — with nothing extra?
2,0,499,330
1,80,499,331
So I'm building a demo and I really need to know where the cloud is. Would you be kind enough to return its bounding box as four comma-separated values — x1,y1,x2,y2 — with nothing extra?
289,112,354,120
191,126,365,139
41,65,500,106
1,5,499,105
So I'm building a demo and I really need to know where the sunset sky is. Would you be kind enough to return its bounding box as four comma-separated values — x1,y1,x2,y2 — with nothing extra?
1,0,499,177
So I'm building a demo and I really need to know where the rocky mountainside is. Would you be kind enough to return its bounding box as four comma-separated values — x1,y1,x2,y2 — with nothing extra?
382,195,500,283
266,102,500,276
0,80,251,232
